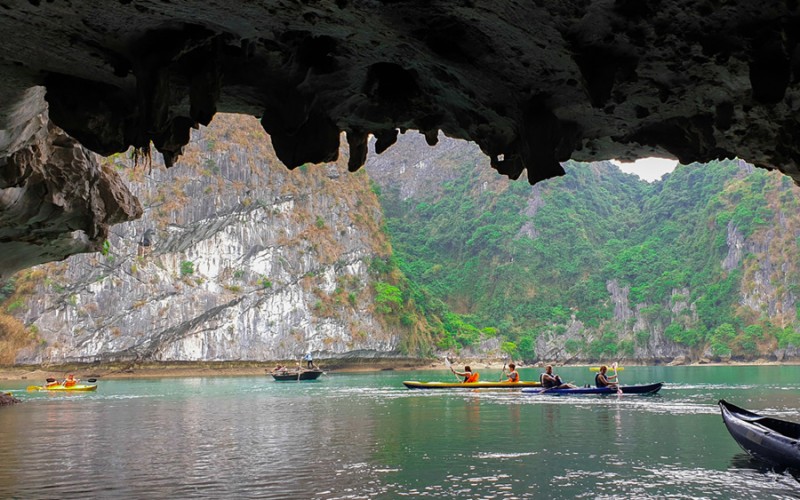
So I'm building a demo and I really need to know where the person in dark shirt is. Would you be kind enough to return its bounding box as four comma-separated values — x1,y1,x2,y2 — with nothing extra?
595,365,619,389
540,365,576,389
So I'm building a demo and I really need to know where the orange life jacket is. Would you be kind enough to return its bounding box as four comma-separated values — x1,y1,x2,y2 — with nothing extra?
465,372,480,383
508,371,519,383
63,379,77,387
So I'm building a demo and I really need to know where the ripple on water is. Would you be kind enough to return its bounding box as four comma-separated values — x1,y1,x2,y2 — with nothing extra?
477,451,539,459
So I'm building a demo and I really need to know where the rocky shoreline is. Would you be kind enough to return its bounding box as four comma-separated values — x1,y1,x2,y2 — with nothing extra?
0,358,434,382
0,357,796,383
0,391,20,405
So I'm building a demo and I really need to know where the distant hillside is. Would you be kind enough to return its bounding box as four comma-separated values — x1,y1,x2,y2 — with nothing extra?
3,121,800,366
367,133,800,363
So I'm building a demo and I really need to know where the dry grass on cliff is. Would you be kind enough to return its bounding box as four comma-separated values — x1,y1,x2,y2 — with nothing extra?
0,314,32,364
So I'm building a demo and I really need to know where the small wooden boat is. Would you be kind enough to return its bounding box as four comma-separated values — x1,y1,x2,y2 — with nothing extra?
403,380,543,389
271,369,324,381
719,399,800,470
522,382,662,395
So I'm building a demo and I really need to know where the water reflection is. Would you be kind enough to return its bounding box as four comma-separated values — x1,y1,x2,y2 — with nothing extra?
541,404,559,435
465,396,481,435
729,452,800,481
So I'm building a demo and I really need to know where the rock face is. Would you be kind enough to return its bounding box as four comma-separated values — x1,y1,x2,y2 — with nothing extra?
12,115,401,364
0,89,142,279
0,393,20,406
1,2,800,276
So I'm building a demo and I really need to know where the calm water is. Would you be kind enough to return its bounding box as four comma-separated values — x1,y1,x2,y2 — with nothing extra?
1,365,798,499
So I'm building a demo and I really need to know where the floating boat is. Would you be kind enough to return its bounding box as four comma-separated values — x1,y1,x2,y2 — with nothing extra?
522,382,663,395
271,369,324,381
27,384,98,392
719,399,800,470
403,380,543,389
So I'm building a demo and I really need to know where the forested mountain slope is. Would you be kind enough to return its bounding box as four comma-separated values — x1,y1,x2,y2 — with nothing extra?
367,134,800,363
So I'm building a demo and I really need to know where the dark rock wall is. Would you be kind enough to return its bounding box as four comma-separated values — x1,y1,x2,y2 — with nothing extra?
0,90,142,279
1,1,799,273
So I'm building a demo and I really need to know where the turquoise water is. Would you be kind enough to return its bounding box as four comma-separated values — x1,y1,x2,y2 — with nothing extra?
0,365,798,499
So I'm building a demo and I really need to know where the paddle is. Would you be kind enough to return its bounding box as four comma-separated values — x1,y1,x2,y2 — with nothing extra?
29,377,58,391
498,357,507,382
612,362,622,395
539,381,575,394
444,356,460,381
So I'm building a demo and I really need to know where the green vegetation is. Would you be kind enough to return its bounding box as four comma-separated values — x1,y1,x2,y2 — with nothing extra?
377,160,648,361
6,299,24,312
0,279,14,302
375,158,800,360
374,282,403,314
180,260,195,276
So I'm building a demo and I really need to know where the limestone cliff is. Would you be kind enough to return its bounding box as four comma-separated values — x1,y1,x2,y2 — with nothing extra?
8,115,402,364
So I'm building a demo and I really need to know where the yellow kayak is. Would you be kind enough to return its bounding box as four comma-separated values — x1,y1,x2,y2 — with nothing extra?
27,384,98,392
403,380,542,389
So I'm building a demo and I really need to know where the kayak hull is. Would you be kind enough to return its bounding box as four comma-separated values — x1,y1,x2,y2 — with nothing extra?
38,384,98,392
719,399,800,470
522,382,663,395
403,380,542,389
271,369,323,381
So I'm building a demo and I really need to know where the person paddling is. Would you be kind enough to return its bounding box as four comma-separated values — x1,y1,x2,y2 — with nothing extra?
502,363,520,383
541,365,576,389
451,365,480,383
62,374,78,387
595,365,619,389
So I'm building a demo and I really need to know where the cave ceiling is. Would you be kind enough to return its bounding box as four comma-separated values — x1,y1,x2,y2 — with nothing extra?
0,0,799,277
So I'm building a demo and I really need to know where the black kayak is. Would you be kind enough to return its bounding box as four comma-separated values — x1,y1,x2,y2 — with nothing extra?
719,399,800,470
522,382,663,395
